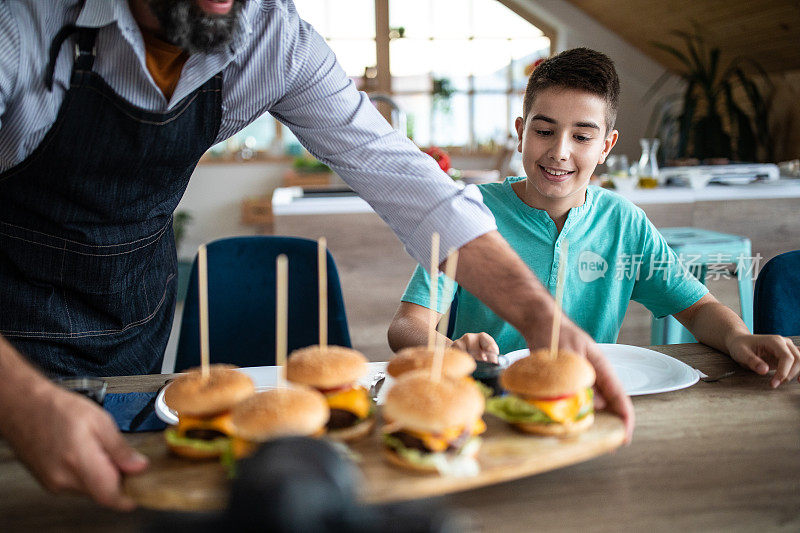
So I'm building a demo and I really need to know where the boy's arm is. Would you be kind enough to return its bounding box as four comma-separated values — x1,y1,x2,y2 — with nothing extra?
388,301,444,352
387,302,500,362
674,293,800,387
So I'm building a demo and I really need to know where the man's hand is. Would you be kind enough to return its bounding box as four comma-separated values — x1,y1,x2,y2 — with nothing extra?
3,383,148,510
726,333,800,388
452,332,499,363
549,318,635,444
452,231,634,442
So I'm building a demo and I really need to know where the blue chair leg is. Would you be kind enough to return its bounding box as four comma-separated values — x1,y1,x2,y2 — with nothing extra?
650,263,703,344
651,314,665,345
665,314,696,344
737,252,754,333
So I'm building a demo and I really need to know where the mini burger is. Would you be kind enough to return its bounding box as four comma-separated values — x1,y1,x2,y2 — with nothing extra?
286,345,375,441
486,349,595,437
387,346,476,380
163,364,255,459
382,370,486,475
229,386,330,459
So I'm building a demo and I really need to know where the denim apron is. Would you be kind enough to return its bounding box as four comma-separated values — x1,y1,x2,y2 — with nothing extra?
0,27,221,377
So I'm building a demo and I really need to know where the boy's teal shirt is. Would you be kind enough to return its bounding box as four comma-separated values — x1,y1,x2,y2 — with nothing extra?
402,177,708,354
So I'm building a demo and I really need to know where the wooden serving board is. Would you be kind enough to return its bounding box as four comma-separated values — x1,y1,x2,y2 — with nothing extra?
124,412,625,511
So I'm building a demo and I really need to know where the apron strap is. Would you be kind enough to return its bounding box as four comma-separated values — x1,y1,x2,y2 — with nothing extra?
45,26,99,91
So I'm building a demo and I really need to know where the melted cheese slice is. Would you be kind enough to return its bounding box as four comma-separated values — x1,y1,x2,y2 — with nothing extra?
325,386,371,419
231,436,257,459
176,412,235,437
526,388,592,423
405,418,487,453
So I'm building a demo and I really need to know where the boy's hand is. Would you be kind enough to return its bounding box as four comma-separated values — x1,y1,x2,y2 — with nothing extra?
726,333,800,387
452,332,500,363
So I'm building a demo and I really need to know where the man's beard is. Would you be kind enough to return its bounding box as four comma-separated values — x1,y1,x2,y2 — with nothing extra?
146,0,245,54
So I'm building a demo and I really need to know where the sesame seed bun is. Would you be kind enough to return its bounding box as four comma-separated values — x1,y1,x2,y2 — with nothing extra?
230,387,330,442
512,413,595,437
164,364,255,417
383,370,485,433
387,346,476,379
500,349,595,398
286,345,368,389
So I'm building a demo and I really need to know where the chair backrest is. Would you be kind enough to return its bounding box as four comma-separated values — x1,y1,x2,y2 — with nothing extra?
445,287,460,339
174,236,351,372
754,250,800,336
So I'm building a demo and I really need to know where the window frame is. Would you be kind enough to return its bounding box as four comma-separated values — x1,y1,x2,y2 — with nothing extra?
373,0,556,152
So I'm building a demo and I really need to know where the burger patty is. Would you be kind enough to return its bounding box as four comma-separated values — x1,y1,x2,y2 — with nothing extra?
388,431,428,452
183,428,228,441
388,430,472,453
327,408,360,430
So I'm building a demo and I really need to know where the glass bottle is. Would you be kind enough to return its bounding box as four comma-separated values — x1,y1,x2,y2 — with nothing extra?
637,138,661,188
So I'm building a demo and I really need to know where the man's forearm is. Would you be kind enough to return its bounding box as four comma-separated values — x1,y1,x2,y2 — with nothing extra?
0,335,54,433
450,231,556,348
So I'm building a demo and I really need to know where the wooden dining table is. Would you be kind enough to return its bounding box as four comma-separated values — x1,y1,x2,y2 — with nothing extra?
1,340,799,532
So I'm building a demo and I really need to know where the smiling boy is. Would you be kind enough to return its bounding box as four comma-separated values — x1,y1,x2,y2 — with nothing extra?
388,48,800,387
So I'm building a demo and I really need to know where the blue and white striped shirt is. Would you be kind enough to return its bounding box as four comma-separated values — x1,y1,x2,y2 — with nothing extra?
0,0,496,267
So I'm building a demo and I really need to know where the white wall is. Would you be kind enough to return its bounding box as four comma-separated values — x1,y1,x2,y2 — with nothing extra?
175,161,290,259
507,0,683,161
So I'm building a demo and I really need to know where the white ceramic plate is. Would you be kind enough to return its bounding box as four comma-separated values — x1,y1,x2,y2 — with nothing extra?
155,362,388,425
502,344,700,396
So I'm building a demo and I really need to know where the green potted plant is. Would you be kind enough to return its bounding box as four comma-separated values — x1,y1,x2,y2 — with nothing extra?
646,29,774,164
432,77,455,114
292,155,331,173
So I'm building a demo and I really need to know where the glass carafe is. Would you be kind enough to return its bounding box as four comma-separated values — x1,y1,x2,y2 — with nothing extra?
637,138,661,188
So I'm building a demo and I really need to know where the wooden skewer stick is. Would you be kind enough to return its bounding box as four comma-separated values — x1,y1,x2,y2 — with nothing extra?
432,248,459,382
197,244,210,381
318,237,328,350
276,254,288,387
427,232,440,351
549,239,569,361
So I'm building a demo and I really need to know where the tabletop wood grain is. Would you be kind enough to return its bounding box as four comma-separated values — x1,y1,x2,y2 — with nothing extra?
1,340,799,532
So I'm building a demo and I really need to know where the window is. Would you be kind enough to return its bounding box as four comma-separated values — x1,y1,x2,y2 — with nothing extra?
209,0,553,159
387,0,550,149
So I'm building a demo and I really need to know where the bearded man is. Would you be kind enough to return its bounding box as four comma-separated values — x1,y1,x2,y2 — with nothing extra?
0,0,632,509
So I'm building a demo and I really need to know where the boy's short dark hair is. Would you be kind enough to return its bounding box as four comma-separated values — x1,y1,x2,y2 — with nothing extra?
523,47,620,133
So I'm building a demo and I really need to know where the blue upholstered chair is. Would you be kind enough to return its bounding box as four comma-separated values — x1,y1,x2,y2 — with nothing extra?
754,250,800,336
445,287,460,339
174,236,351,372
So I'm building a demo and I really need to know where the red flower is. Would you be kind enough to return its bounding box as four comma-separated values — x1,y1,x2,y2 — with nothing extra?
524,57,545,77
425,146,451,172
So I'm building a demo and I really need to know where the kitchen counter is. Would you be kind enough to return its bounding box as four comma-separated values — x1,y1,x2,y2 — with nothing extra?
2,340,798,531
271,179,800,215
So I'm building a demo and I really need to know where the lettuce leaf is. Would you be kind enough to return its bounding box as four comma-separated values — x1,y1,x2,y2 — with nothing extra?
164,427,231,454
485,395,554,423
220,445,237,478
486,391,594,424
474,380,495,399
382,433,481,476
